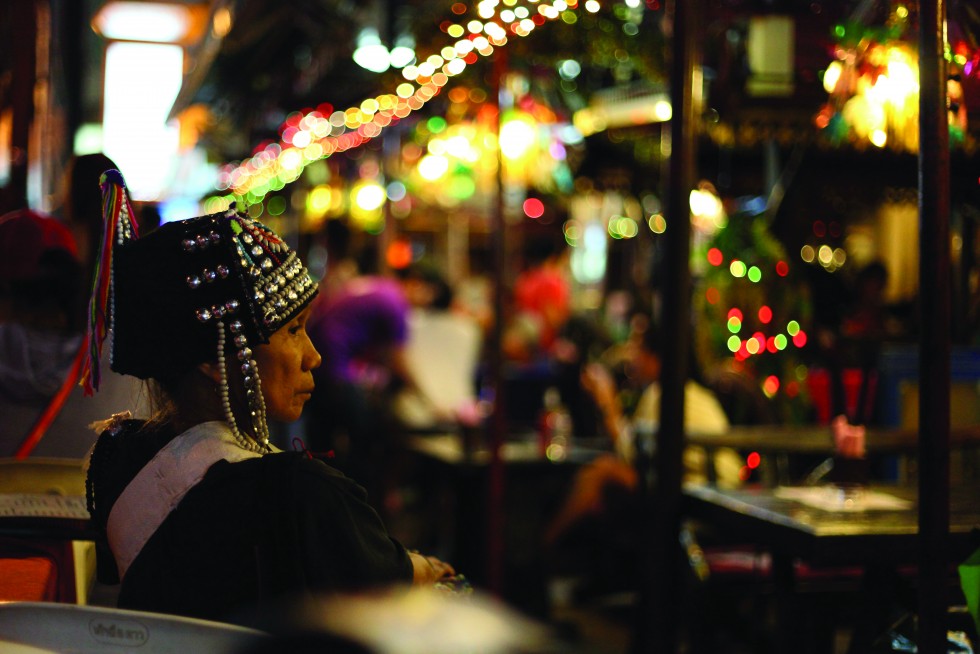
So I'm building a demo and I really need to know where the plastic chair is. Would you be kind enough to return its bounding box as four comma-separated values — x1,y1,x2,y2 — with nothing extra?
0,602,267,653
0,458,92,604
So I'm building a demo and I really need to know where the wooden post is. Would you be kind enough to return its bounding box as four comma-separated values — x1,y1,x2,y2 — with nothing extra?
632,0,697,651
486,44,508,597
916,1,951,653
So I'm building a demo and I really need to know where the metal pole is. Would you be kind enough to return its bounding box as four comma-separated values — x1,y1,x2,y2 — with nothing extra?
917,1,951,652
632,0,696,650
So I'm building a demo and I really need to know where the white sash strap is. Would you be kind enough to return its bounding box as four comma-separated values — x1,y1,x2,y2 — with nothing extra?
106,421,264,580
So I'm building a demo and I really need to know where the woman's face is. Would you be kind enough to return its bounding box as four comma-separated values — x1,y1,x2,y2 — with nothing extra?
254,305,321,423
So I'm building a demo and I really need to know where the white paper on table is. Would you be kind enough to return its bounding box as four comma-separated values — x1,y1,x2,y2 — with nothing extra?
775,485,913,512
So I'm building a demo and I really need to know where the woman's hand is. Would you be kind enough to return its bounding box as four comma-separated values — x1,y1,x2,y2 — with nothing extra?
409,551,455,585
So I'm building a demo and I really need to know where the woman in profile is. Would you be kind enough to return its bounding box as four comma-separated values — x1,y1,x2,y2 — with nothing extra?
85,170,452,625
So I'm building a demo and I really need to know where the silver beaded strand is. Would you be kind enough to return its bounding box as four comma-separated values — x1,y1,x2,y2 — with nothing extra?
217,320,266,453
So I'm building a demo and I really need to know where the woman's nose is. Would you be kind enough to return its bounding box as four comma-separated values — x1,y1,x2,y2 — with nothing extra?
305,335,322,370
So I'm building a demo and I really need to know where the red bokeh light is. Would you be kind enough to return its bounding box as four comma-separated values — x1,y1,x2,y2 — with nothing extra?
523,197,545,219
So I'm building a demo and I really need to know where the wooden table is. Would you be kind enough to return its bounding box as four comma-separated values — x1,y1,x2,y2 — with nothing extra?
403,432,609,617
682,482,980,652
685,424,980,485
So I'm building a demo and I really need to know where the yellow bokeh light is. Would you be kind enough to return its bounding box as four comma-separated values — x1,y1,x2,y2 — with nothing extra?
307,184,333,216
352,181,386,211
418,154,450,180
499,112,537,160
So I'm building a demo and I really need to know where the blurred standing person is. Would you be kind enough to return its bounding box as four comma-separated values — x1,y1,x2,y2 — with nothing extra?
393,263,483,430
503,232,572,363
0,209,145,458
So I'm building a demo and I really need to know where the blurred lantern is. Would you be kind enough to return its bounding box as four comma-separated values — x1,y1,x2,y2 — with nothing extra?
816,2,972,151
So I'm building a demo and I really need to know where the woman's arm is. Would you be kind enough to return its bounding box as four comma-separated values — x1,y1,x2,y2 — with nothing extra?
581,363,631,453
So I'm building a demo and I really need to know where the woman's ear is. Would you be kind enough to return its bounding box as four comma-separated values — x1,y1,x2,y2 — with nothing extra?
198,362,222,385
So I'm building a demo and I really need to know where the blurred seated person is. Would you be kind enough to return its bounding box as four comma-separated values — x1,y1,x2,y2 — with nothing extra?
544,323,741,548
502,232,571,363
0,209,145,458
392,264,483,431
84,171,452,626
305,271,448,501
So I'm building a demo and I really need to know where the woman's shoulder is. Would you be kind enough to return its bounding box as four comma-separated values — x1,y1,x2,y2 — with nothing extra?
91,417,173,460
86,417,175,527
253,452,367,496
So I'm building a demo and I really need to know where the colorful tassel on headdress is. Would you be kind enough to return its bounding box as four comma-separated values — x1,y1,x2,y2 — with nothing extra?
80,169,139,395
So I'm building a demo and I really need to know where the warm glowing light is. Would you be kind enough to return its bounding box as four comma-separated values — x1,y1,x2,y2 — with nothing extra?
352,28,391,73
219,0,595,201
94,1,192,43
822,60,843,93
762,376,780,397
417,154,450,180
307,185,333,216
499,112,537,160
648,213,666,233
102,41,183,201
386,239,414,269
353,181,386,211
707,247,723,266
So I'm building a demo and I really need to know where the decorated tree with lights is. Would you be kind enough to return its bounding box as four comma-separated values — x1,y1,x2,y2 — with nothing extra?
692,202,815,426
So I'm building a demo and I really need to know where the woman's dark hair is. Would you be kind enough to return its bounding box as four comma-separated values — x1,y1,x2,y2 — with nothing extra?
65,153,118,265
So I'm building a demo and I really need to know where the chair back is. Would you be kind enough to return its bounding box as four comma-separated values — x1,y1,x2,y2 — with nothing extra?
0,602,266,653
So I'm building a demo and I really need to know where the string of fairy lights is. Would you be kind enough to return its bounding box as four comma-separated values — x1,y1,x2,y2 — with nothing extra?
210,0,591,210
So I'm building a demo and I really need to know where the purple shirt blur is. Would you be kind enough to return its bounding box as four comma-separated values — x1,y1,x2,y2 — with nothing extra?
309,276,409,383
